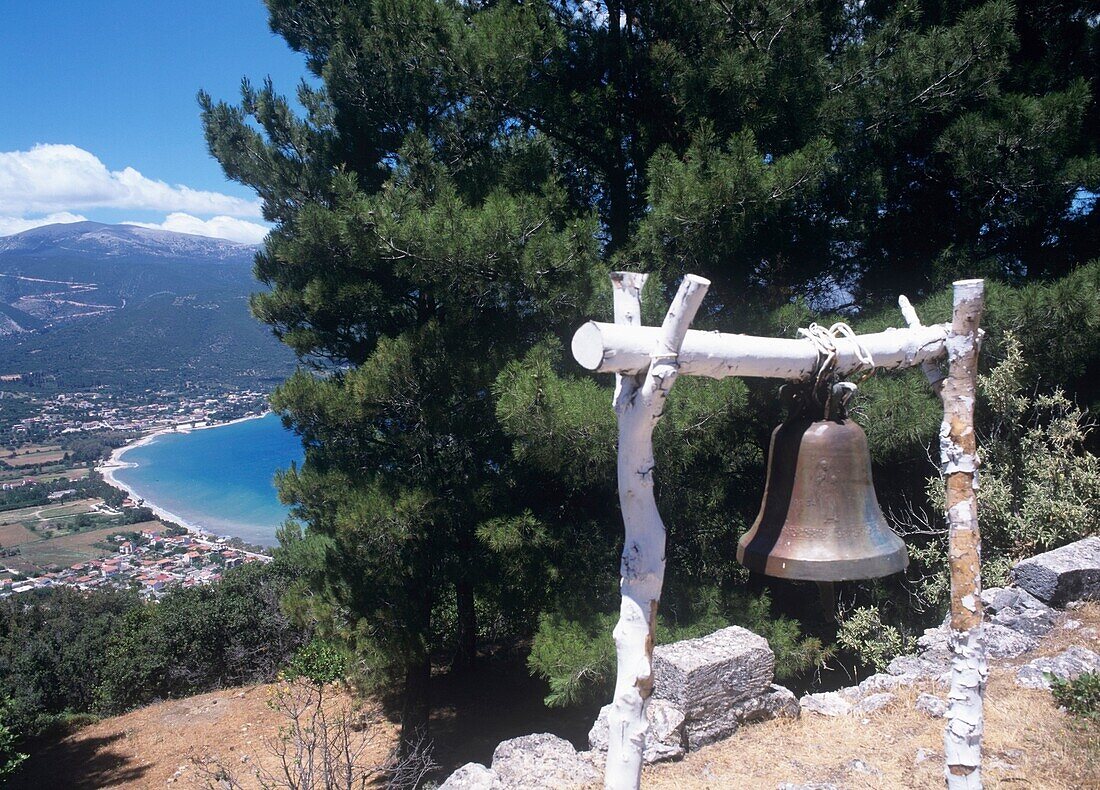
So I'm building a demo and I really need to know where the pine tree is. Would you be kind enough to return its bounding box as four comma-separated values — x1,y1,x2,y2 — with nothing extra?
201,2,606,744
201,0,1098,745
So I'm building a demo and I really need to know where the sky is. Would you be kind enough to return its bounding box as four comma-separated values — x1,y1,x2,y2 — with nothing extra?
0,1,313,243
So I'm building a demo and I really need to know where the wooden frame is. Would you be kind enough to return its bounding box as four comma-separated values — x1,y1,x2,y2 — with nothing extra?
575,273,986,790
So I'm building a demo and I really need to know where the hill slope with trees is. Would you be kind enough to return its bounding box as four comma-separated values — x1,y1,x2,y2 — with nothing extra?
0,222,294,390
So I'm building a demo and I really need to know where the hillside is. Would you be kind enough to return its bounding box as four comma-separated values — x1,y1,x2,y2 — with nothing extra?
0,222,294,390
10,605,1098,789
8,683,398,790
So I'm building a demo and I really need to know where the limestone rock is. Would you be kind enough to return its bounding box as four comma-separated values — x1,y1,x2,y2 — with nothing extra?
587,698,686,764
736,683,800,723
490,733,600,789
799,691,852,717
1015,646,1100,689
914,625,953,663
991,606,1058,638
439,762,502,790
915,693,948,718
847,672,919,700
845,758,881,776
1013,536,1100,606
853,692,895,714
985,622,1041,658
914,748,939,765
981,586,1049,614
682,684,799,751
652,626,775,719
886,653,950,680
916,622,1037,661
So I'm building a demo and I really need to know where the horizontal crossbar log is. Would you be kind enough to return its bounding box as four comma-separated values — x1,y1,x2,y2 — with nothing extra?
571,320,951,380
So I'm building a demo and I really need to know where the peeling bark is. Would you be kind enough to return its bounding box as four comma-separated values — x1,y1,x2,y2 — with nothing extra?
939,279,987,789
604,272,709,790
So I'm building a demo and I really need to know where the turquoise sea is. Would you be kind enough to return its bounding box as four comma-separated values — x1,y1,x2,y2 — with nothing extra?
112,412,304,547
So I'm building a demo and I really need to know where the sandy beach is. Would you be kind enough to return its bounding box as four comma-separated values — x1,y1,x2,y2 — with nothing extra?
95,412,270,539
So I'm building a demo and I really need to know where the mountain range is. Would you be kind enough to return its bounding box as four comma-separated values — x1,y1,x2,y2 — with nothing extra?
0,222,295,390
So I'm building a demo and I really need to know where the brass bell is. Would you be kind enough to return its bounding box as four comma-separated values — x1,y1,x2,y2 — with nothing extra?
736,385,908,582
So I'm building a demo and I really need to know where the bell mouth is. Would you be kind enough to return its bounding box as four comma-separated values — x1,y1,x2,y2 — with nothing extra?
736,538,909,582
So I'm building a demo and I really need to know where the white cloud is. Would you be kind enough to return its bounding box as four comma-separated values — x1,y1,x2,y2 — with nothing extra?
0,211,88,236
123,213,269,245
0,144,262,217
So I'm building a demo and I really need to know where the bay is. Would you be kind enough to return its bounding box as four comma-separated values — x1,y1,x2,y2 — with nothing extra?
110,412,304,547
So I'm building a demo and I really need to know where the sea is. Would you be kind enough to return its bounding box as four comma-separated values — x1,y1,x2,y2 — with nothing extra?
111,412,304,547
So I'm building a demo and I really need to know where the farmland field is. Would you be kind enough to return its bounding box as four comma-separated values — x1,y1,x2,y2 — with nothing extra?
0,498,99,526
4,523,142,573
0,522,37,547
2,448,67,467
30,468,91,483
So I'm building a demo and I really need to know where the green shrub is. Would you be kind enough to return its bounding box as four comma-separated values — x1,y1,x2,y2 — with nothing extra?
528,589,827,708
904,332,1100,614
1050,672,1100,721
836,606,915,672
286,638,348,686
528,612,617,708
0,695,27,780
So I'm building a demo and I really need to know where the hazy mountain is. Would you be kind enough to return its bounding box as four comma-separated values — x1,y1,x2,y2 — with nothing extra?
0,221,257,261
0,222,294,390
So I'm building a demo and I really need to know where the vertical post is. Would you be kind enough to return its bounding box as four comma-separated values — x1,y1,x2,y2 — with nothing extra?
605,272,709,790
940,279,986,789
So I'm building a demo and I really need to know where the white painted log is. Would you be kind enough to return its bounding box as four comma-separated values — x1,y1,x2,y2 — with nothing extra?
572,320,951,380
939,279,987,789
604,272,709,790
898,294,947,393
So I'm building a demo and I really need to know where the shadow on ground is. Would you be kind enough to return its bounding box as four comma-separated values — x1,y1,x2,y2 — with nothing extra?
10,730,148,789
428,655,602,776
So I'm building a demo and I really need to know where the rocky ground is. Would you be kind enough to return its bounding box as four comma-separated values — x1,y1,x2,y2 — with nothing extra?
9,683,397,790
443,538,1100,789
643,601,1100,789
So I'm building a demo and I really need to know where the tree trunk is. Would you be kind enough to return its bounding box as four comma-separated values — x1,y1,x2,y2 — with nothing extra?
604,272,709,790
939,279,987,789
454,579,477,670
399,651,432,759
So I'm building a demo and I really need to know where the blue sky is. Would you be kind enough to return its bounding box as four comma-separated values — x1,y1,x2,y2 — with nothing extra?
0,1,312,241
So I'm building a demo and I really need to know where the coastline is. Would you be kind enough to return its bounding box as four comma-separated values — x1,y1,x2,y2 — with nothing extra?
95,412,272,540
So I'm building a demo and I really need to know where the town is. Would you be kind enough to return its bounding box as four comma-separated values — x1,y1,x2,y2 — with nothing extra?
2,383,270,443
1,521,268,600
0,387,275,601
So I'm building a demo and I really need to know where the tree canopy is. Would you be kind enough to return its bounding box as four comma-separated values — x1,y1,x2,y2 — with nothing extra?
201,0,1099,746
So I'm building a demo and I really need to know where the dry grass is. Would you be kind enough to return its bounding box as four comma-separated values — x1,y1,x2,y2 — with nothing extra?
4,449,68,467
0,521,38,547
10,683,399,790
9,607,1098,789
645,605,1100,790
6,524,131,572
